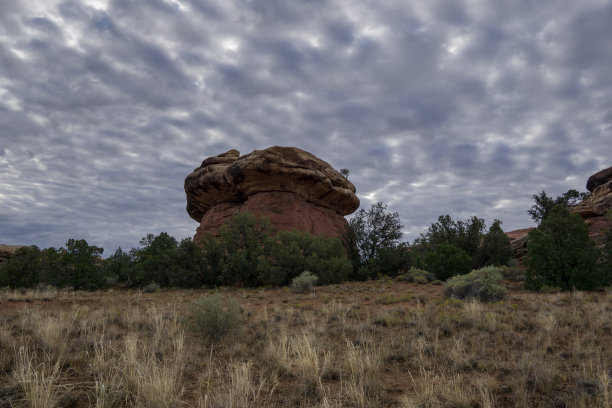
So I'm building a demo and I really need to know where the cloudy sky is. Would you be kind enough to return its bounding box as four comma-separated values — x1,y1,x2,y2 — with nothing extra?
1,0,611,254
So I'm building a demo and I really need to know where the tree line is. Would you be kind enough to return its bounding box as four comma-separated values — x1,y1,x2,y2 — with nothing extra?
1,190,610,291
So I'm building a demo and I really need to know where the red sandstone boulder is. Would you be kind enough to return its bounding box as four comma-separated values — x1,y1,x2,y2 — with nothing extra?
571,166,612,241
0,244,24,263
184,146,360,242
505,228,534,259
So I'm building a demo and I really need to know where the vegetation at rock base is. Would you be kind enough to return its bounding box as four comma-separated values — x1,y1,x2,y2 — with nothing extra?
2,199,610,292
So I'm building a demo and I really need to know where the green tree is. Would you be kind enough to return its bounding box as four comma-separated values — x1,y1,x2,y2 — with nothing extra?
35,240,105,289
417,215,485,260
347,202,403,266
198,233,225,287
477,220,514,266
168,238,207,288
132,232,179,287
355,243,413,280
425,242,473,281
262,230,350,285
527,189,589,224
102,247,135,286
525,205,603,290
38,247,63,287
61,239,105,289
0,246,42,288
217,211,272,287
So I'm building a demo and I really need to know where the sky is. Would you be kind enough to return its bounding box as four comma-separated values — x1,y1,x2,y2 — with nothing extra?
1,0,611,255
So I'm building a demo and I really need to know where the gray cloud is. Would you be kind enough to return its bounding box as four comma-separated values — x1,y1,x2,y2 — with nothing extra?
0,0,610,254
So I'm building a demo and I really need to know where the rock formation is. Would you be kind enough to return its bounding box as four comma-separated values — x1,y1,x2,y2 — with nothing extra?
570,165,612,241
0,244,24,263
184,146,360,243
507,166,612,257
505,228,534,259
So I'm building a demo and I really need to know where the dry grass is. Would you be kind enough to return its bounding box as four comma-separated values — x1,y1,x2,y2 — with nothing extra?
0,282,610,407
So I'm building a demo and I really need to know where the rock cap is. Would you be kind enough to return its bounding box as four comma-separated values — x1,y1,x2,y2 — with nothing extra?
586,166,612,192
185,146,359,223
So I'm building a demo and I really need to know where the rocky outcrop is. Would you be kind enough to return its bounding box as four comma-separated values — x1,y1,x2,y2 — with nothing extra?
505,228,535,259
571,166,612,241
0,244,24,263
185,146,360,242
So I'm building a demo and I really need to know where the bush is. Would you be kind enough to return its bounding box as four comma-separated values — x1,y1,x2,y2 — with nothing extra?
141,281,160,293
425,243,473,280
525,205,604,291
413,275,428,284
291,271,319,293
397,267,436,283
500,265,525,281
444,266,507,302
187,293,241,344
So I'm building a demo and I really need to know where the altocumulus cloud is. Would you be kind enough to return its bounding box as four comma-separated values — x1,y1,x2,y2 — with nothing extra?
0,0,611,253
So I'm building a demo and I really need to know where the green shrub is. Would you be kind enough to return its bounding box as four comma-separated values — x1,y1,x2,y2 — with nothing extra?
187,293,241,344
413,275,428,284
141,281,160,293
539,285,562,294
291,271,319,293
425,243,473,280
396,267,436,283
444,266,506,302
408,267,436,281
500,265,525,281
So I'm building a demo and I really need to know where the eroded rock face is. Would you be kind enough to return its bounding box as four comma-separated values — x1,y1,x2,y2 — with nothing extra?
571,166,612,241
0,244,24,263
505,228,535,259
185,146,360,242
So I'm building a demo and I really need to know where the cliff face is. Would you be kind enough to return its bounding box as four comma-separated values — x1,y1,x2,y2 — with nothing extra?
570,166,612,241
184,146,360,242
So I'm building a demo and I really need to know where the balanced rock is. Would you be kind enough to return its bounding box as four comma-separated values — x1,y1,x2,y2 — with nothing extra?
184,146,360,242
571,165,612,241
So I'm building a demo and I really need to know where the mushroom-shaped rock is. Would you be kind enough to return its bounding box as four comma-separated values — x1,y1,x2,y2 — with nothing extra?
185,146,360,242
